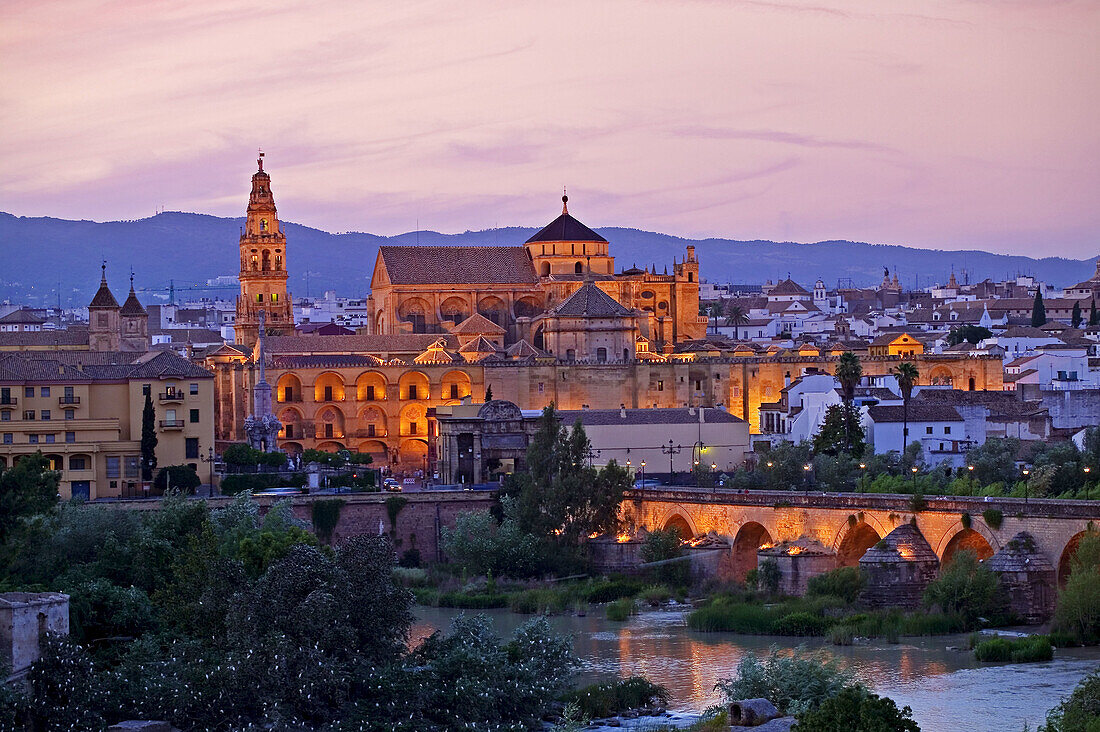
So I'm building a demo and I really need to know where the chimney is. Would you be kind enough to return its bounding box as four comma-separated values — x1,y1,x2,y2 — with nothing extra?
620,404,627,418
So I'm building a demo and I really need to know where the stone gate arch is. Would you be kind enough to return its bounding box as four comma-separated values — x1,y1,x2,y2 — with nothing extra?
1058,530,1096,587
650,504,700,539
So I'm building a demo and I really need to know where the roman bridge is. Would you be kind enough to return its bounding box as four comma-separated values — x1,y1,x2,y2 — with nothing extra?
622,488,1100,584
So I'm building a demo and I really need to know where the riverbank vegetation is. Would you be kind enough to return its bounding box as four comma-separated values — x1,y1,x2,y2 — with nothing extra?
0,457,584,731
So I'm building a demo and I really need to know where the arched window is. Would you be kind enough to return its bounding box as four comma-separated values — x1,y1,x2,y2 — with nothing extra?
261,250,271,271
250,254,258,271
688,272,694,282
541,262,550,277
274,255,283,270
271,293,279,302
596,347,607,363
260,219,268,232
575,262,583,275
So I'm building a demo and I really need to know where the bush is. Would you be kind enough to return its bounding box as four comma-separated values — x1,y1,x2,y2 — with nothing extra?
807,567,865,603
606,598,636,621
922,550,1004,626
756,558,780,594
973,635,1052,663
310,498,345,543
688,598,777,633
509,588,570,615
398,547,421,568
562,676,669,718
714,646,860,716
827,625,855,646
440,506,541,578
639,585,673,607
153,464,201,494
982,508,1003,530
1042,668,1100,732
582,579,644,604
772,612,830,637
796,687,920,732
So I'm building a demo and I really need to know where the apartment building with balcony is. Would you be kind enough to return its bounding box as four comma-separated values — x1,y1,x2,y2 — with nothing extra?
0,350,214,499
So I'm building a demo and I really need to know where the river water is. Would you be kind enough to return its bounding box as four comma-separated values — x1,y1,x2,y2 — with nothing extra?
414,606,1100,732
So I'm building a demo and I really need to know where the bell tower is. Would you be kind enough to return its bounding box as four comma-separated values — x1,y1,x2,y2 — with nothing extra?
235,152,293,347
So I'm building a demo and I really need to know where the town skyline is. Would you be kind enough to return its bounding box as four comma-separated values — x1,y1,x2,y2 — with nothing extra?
2,1,1098,257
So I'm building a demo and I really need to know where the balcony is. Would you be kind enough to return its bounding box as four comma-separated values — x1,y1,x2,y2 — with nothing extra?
159,419,185,430
0,397,17,406
159,390,186,404
58,395,81,405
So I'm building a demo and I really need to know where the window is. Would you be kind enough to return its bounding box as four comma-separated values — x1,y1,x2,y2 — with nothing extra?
449,384,458,399
410,422,419,435
71,456,87,471
596,347,607,363
65,386,74,398
190,383,199,395
45,434,55,443
65,410,74,420
271,293,279,302
41,387,50,397
926,426,933,435
731,386,742,398
944,426,951,434
189,409,199,423
41,410,50,421
538,382,544,394
256,293,264,303
106,456,120,478
28,434,38,444
324,386,333,401
24,387,33,398
23,411,34,421
97,313,108,328
65,432,75,443
2,434,10,444
185,438,199,460
407,385,418,400
657,380,664,392
365,385,375,401
285,424,295,438
694,380,702,391
142,384,151,396
1,412,8,422
125,456,140,479
367,424,376,437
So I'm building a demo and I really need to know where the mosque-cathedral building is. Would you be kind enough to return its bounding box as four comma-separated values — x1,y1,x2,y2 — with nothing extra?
207,159,1003,476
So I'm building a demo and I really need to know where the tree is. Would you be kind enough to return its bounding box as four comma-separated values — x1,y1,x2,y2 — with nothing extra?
834,351,863,453
1054,532,1100,645
504,405,628,546
140,392,158,481
813,404,865,458
1072,300,1083,329
947,325,993,345
153,464,202,494
1031,289,1047,327
891,362,919,456
1090,299,1099,327
1041,668,1100,732
0,452,58,545
715,647,860,716
966,437,1022,487
724,303,749,340
484,385,493,402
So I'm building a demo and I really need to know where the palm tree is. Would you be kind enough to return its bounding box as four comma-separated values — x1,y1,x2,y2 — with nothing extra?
834,351,863,453
724,304,749,340
892,361,920,457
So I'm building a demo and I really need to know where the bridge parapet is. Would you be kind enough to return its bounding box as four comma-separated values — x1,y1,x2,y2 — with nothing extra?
626,487,1100,520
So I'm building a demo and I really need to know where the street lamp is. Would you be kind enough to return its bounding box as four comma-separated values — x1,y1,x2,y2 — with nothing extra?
662,440,682,484
1085,466,1092,500
1022,468,1030,505
858,462,867,494
199,446,218,497
803,463,812,497
640,460,646,487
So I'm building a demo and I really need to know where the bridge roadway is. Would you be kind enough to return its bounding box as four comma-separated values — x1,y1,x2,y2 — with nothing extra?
623,487,1100,582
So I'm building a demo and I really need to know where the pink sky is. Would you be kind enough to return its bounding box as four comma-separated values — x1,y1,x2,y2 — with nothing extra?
1,0,1098,257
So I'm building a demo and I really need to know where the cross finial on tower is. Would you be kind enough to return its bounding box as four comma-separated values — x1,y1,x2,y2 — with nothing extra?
101,260,107,283
562,186,568,215
129,267,135,291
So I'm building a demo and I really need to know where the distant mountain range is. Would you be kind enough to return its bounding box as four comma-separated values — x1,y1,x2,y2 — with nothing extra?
0,210,1094,307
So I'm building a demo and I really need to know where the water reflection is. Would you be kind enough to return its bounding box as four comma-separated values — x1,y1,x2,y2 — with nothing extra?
414,606,1100,732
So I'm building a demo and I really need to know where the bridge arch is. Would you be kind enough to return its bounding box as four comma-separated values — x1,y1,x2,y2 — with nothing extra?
832,516,886,567
651,505,700,539
731,521,774,581
935,521,998,565
1058,530,1096,587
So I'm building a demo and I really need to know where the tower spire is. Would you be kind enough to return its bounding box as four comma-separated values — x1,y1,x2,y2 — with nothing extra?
562,187,568,215
101,260,107,283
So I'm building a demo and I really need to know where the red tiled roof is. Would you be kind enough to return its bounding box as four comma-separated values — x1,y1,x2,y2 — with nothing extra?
379,246,538,285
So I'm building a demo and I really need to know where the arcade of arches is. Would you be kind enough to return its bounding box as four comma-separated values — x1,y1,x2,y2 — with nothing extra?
632,492,1095,596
